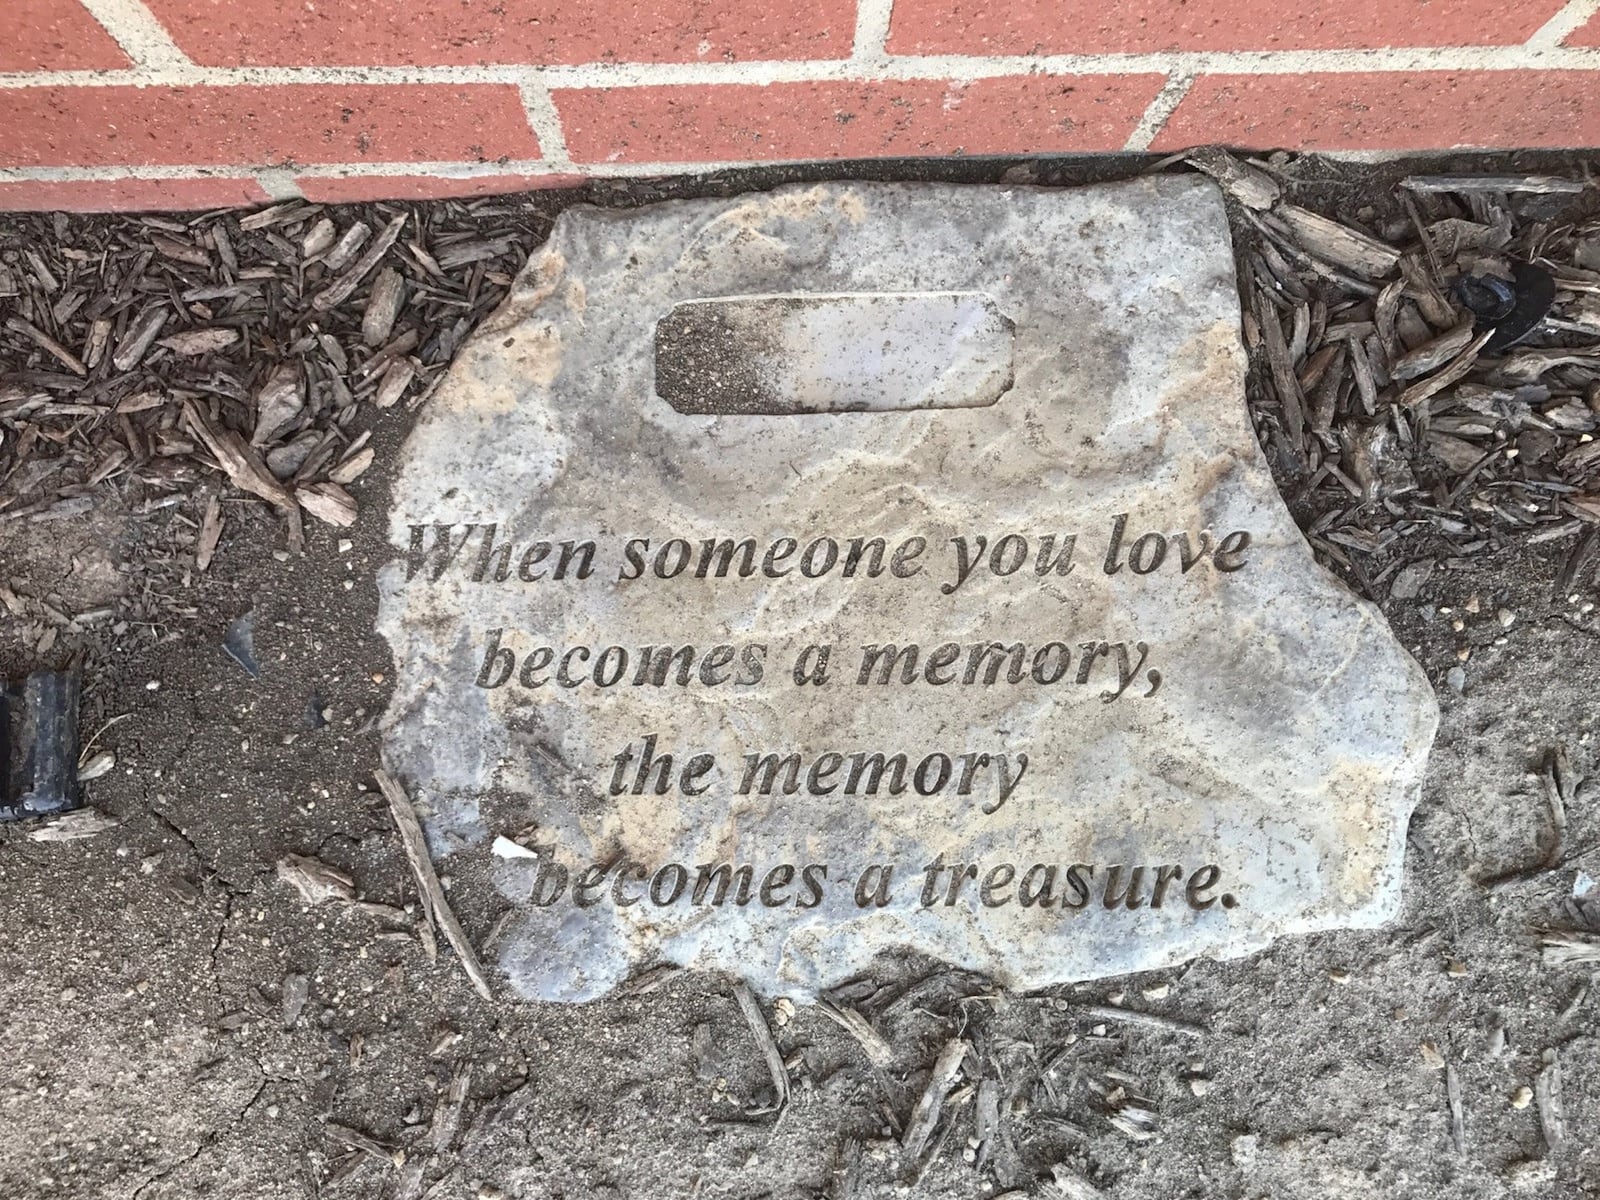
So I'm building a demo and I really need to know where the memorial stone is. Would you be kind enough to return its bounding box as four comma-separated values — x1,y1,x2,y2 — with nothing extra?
376,179,1439,1002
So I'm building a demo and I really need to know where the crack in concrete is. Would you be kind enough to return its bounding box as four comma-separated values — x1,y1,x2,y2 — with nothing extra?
127,1067,270,1200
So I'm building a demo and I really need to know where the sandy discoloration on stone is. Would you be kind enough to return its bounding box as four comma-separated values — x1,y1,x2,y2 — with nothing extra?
377,179,1437,1002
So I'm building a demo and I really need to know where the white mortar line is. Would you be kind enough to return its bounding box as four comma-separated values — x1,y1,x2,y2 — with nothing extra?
1528,0,1600,47
1123,72,1194,151
852,0,896,64
74,0,193,70
518,81,575,172
5,44,1600,91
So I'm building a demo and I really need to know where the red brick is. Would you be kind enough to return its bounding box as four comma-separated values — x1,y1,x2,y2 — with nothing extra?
1151,72,1600,152
141,0,853,66
553,76,1166,163
0,86,540,169
297,174,585,203
2,0,129,71
887,0,1566,54
0,177,270,212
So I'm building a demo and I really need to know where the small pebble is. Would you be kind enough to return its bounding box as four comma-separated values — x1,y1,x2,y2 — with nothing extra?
1327,968,1351,984
1445,959,1467,977
1420,1042,1445,1070
1498,608,1516,628
1510,1085,1533,1109
1446,667,1466,694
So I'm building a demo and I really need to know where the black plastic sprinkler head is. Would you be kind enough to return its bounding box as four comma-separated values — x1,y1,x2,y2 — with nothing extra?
1452,261,1556,354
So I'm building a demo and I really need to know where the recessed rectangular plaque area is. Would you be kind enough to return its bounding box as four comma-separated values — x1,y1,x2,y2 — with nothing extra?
378,180,1438,1004
654,292,1014,415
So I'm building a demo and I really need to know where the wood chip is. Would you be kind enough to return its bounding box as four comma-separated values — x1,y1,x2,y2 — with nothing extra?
313,214,407,313
1539,931,1600,966
6,316,86,375
250,362,304,446
1392,321,1476,382
1401,175,1585,195
363,268,405,347
617,965,679,996
302,217,337,260
83,317,111,370
1277,205,1402,279
1184,147,1280,210
183,399,295,510
733,982,790,1113
1535,1049,1564,1151
157,328,239,356
116,390,165,414
1258,293,1307,450
195,493,224,572
275,853,356,905
324,1122,401,1165
375,770,493,1000
1400,331,1493,410
239,202,306,232
901,1038,969,1164
817,997,894,1068
111,307,168,371
27,808,120,841
297,481,357,527
322,221,371,272
150,232,211,267
374,359,416,409
1077,1003,1207,1038
430,1066,473,1152
328,446,374,485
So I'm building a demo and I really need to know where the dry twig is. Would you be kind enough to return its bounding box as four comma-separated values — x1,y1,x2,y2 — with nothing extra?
376,769,493,1000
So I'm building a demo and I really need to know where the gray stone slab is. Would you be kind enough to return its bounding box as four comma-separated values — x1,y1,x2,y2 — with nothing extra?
376,178,1438,1002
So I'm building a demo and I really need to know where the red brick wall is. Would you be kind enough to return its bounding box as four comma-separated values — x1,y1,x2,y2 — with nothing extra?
5,0,1600,211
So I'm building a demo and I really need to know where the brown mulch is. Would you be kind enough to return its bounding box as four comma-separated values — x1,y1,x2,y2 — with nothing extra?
0,194,563,647
1191,151,1600,603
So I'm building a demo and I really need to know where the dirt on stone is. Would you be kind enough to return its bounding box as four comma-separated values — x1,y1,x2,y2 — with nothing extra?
1,153,1600,1200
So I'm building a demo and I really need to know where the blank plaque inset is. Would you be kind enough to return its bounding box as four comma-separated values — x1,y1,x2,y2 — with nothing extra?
654,291,1015,416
